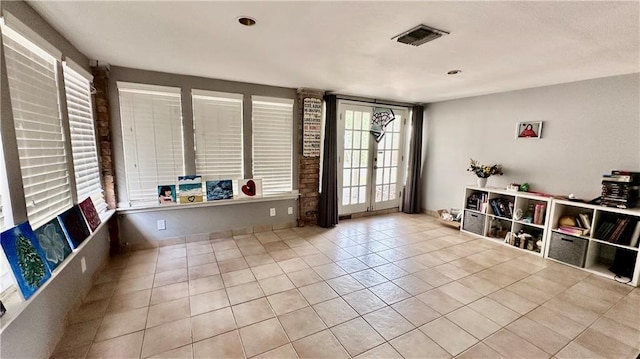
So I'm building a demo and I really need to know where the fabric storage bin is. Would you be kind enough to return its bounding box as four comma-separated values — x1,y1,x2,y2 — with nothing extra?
462,211,485,235
548,232,589,267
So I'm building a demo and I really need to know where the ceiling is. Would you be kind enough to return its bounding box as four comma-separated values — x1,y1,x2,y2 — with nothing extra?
28,1,639,103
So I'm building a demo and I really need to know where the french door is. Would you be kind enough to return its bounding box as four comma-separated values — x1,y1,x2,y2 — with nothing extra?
337,102,408,215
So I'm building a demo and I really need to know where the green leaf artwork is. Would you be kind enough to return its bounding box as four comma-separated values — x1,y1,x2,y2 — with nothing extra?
16,233,46,288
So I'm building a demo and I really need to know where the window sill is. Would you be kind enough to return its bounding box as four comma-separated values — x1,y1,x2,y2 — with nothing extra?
117,192,300,214
0,209,116,333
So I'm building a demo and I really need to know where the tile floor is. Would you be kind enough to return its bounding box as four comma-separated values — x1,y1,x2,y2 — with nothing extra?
51,213,640,359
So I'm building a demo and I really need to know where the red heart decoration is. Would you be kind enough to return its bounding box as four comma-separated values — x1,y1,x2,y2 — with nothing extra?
241,180,256,196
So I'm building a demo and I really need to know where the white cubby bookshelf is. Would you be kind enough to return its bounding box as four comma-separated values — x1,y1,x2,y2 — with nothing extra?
545,199,640,286
461,186,553,256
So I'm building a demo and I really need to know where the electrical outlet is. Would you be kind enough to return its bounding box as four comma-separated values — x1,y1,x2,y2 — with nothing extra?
157,219,166,230
81,257,86,273
287,207,293,215
270,208,276,217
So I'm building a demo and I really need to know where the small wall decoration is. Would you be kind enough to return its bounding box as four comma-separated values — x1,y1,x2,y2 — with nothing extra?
516,121,542,139
303,98,322,157
33,217,72,271
158,185,177,205
370,107,395,143
178,175,204,203
79,197,101,232
206,180,233,201
1,222,52,299
238,179,262,198
59,206,91,249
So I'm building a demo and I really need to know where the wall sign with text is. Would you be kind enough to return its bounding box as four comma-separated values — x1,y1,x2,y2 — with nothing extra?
303,98,322,157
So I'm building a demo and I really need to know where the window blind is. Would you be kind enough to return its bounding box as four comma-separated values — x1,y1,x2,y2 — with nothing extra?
118,82,184,206
252,96,294,195
63,63,107,213
192,90,244,181
2,25,72,228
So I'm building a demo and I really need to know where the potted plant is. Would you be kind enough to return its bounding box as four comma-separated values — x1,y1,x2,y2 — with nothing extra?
467,159,503,187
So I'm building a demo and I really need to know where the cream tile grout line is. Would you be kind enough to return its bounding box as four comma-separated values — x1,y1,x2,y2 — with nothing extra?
58,213,638,359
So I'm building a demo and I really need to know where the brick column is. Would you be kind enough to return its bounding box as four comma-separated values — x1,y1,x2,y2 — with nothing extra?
91,66,117,210
297,89,324,226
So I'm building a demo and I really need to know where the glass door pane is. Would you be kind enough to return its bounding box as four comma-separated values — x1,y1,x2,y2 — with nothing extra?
338,105,372,214
373,109,406,210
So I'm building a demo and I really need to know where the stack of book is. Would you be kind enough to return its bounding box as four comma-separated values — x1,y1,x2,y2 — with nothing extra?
601,171,640,209
558,213,591,236
594,217,640,247
466,192,487,211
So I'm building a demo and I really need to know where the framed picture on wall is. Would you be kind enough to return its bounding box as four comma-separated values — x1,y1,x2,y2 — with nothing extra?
516,121,542,139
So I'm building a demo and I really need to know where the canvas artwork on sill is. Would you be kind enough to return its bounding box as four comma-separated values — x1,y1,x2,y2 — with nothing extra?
79,197,101,232
178,175,204,203
158,184,177,205
238,179,263,198
59,206,91,249
1,221,52,299
206,180,233,201
33,217,72,271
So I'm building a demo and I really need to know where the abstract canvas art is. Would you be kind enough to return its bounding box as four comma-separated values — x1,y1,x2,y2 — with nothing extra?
79,197,101,232
178,175,204,203
206,180,233,201
238,179,263,198
59,206,91,249
33,217,72,271
1,222,52,299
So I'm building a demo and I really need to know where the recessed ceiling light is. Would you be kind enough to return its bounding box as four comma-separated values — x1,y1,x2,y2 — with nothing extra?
447,70,462,75
238,17,257,26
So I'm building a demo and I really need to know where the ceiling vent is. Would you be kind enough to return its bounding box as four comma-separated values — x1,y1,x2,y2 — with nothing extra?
392,24,449,46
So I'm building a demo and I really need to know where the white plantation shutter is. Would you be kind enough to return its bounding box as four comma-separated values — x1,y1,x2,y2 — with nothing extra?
192,90,244,180
63,63,106,213
118,82,184,206
252,96,294,195
2,25,72,228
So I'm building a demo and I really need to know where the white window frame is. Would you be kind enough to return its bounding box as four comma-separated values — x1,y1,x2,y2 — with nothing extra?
192,89,244,184
63,60,106,213
1,22,72,228
117,82,185,206
252,96,294,195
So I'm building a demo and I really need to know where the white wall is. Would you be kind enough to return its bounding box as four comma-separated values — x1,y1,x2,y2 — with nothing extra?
423,73,640,212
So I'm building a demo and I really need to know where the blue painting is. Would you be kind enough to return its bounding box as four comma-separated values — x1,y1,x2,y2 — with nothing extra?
206,180,233,201
1,222,52,299
33,217,73,271
59,206,91,249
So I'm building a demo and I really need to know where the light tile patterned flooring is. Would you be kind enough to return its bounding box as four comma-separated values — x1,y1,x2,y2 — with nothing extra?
51,213,640,359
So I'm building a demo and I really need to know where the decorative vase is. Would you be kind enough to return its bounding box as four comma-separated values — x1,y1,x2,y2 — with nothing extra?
477,177,487,188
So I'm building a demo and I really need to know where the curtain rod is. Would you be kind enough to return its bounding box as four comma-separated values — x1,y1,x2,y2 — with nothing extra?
328,93,419,108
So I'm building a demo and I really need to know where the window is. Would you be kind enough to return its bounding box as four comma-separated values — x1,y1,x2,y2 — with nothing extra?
252,96,294,195
63,62,106,213
118,82,184,206
192,90,243,180
2,24,72,228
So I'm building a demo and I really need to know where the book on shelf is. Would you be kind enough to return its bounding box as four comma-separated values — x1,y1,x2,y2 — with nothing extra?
533,203,546,225
558,226,589,236
608,218,630,243
630,221,640,248
594,221,616,240
578,213,591,235
489,198,513,219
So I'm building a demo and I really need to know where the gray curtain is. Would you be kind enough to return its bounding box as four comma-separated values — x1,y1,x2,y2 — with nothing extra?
403,105,424,214
318,95,339,227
